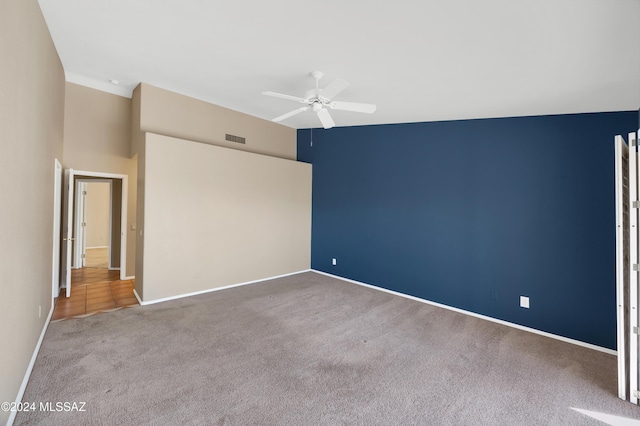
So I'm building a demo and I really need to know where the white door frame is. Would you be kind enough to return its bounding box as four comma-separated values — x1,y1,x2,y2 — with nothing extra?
73,181,86,269
72,170,128,280
52,159,62,299
615,135,630,400
630,132,639,405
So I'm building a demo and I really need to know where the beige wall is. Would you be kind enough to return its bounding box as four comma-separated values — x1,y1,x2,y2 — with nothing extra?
132,83,300,300
135,83,296,160
131,86,143,290
134,144,146,298
134,148,146,299
131,84,142,158
85,182,111,248
63,82,136,277
0,0,65,423
139,133,311,302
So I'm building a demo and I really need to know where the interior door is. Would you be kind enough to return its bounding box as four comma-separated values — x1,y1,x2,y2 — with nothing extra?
73,181,87,268
629,133,639,404
615,135,630,400
60,169,75,298
81,184,87,267
52,159,62,298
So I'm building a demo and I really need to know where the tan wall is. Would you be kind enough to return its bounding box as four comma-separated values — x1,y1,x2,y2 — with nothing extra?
132,83,299,299
131,84,142,158
0,0,65,423
140,133,311,302
134,148,146,299
63,82,136,277
136,83,296,160
85,182,111,247
131,86,143,292
134,146,146,299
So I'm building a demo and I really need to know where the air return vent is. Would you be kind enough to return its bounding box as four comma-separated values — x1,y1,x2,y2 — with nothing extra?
225,134,246,144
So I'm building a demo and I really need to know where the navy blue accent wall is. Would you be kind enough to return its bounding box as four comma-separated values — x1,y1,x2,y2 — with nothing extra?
298,111,638,350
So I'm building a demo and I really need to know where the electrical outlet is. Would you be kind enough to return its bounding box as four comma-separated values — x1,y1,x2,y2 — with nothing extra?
520,296,530,309
332,258,337,266
38,305,42,318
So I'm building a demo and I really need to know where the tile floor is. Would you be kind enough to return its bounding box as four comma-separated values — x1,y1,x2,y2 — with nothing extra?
84,247,109,269
52,268,138,321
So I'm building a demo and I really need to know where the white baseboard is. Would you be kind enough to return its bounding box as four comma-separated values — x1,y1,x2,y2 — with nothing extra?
133,288,143,305
122,275,135,280
7,302,54,426
312,269,616,356
108,267,121,271
85,246,108,249
136,269,312,306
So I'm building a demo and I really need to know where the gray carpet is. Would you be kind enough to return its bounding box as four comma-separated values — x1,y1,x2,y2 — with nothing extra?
15,272,640,425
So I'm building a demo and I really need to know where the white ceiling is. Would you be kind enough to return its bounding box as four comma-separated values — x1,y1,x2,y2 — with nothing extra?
38,0,639,129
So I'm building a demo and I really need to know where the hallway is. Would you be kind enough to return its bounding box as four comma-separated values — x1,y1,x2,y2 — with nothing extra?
52,269,138,321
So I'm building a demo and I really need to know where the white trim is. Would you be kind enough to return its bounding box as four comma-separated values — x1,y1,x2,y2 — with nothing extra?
136,270,311,306
7,303,54,426
631,134,639,404
119,175,127,280
86,246,109,249
73,170,127,180
133,288,143,305
108,267,121,271
52,159,62,299
311,270,616,356
123,275,135,280
614,134,629,400
72,181,86,268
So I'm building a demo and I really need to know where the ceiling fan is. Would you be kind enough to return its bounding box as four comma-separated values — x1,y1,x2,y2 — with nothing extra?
263,71,376,129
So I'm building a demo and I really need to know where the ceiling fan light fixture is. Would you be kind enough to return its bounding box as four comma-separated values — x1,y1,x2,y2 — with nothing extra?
263,71,376,128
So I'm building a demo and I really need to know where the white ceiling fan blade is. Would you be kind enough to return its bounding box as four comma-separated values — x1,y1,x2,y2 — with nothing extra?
329,101,377,114
273,106,309,122
319,78,349,101
262,91,309,103
316,108,335,129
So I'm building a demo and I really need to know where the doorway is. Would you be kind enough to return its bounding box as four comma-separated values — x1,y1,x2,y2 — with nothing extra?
60,170,128,298
55,169,138,319
73,179,116,271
